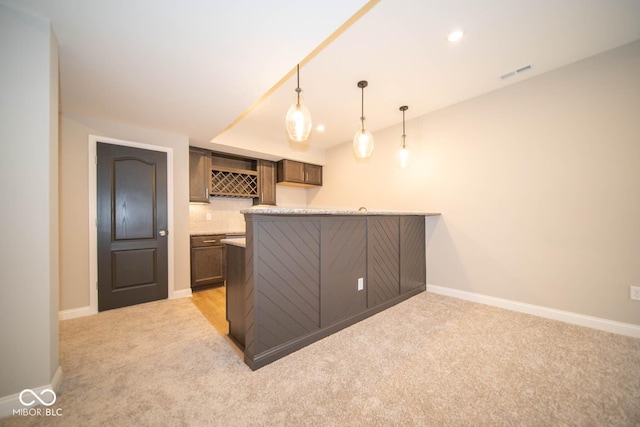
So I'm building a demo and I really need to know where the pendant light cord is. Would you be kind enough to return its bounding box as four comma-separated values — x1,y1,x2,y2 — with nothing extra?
400,106,408,148
296,64,300,106
360,86,365,131
402,109,406,136
361,86,364,120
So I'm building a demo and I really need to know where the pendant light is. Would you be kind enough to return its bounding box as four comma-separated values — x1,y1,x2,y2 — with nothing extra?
285,64,312,142
353,80,374,159
398,105,409,168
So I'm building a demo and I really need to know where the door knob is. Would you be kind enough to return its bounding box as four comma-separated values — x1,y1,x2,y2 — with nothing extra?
159,230,168,237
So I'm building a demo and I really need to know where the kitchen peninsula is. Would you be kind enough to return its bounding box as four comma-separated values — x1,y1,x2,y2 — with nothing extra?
223,208,440,370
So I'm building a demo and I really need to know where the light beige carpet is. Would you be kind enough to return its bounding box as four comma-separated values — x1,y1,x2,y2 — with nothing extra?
3,292,640,426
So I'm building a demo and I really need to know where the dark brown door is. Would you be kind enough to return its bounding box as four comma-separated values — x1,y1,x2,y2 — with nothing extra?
97,142,168,311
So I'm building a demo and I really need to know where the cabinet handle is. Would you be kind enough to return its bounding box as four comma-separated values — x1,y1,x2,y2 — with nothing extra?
202,239,217,243
261,191,264,200
205,188,209,198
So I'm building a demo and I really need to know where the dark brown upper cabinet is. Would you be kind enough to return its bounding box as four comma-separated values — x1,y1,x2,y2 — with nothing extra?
276,159,323,187
189,148,211,203
256,160,276,205
304,163,322,186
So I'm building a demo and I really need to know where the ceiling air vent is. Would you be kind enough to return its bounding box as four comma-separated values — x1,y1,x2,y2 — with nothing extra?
500,64,532,80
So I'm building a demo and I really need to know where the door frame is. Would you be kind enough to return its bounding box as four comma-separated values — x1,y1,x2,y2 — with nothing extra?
88,135,175,314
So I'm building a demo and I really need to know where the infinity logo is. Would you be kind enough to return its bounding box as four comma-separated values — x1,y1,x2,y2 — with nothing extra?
19,389,56,407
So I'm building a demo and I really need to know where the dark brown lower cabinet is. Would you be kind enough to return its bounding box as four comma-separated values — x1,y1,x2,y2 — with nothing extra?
234,213,428,370
190,235,225,290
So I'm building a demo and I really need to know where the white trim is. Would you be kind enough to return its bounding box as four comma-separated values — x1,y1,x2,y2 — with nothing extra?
58,306,94,321
88,135,175,314
427,284,640,338
60,290,191,320
0,366,63,418
171,288,193,299
50,366,63,391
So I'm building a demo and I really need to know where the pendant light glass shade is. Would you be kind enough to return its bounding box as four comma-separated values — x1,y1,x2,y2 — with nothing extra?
353,80,374,159
285,65,312,142
353,118,374,158
398,105,409,168
285,89,312,141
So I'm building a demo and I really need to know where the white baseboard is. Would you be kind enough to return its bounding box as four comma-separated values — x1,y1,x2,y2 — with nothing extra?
0,366,63,419
427,284,640,339
58,305,95,321
171,288,192,299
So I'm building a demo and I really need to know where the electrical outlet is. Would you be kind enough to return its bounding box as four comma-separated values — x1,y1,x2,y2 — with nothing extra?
357,277,364,291
206,213,212,221
631,286,640,301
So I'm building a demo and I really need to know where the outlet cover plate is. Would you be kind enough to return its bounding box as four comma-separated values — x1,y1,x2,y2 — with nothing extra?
631,286,640,301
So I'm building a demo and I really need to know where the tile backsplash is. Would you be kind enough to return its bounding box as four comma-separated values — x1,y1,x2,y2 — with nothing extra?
189,197,254,234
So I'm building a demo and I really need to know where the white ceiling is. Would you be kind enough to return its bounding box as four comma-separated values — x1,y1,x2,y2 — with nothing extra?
1,0,368,146
4,0,640,153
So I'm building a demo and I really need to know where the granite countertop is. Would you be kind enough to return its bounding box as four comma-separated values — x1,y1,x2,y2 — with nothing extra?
190,231,246,237
241,207,440,216
221,237,246,248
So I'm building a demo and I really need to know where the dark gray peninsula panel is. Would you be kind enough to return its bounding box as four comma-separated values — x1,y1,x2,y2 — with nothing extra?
367,216,401,308
226,209,439,370
253,217,321,355
400,216,426,293
320,217,368,327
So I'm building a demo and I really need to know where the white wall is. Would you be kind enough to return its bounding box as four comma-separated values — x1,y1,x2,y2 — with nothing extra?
0,3,59,400
188,186,309,234
189,197,254,235
310,40,640,326
59,114,191,311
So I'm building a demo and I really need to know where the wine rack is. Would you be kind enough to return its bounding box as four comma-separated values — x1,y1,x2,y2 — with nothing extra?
210,166,258,198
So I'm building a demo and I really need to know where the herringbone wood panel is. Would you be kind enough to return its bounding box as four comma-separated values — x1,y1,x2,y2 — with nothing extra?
320,217,367,327
400,216,426,293
254,219,321,353
367,217,400,308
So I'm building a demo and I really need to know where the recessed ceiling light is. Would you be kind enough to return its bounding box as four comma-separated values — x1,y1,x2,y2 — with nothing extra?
316,124,325,132
447,29,464,43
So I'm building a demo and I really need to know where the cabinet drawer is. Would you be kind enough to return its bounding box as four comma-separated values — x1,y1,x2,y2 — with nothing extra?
191,235,225,247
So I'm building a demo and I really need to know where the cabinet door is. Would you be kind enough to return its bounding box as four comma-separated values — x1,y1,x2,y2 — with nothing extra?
189,148,210,203
367,216,400,308
320,217,367,327
277,159,305,184
304,164,322,186
191,245,225,288
400,216,426,293
257,160,276,205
